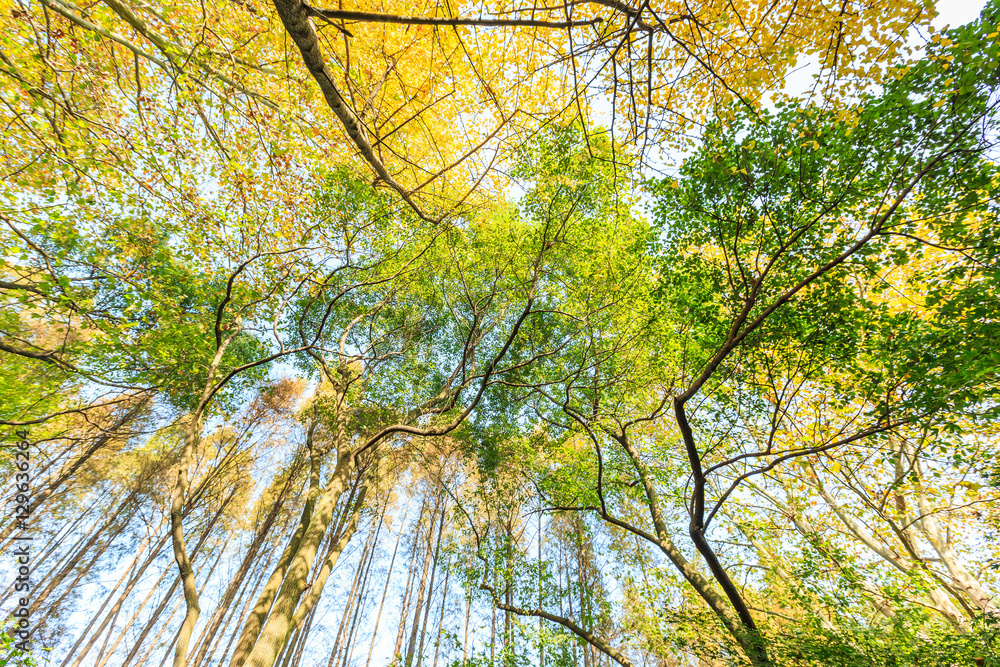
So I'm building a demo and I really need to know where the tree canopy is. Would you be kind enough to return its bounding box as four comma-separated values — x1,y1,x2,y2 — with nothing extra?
1,0,999,665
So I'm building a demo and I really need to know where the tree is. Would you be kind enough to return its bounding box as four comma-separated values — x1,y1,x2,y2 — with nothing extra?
4,0,1000,664
493,7,1000,666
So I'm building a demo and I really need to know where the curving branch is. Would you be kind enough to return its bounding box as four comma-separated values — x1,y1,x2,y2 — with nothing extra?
271,0,439,223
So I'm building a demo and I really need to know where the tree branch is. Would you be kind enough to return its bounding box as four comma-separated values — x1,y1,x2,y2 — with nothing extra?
306,6,603,29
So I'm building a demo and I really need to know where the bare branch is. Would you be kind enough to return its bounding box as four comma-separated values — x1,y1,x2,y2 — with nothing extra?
306,6,603,29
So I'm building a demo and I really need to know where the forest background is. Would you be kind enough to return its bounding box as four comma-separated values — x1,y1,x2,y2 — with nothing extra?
1,0,1000,664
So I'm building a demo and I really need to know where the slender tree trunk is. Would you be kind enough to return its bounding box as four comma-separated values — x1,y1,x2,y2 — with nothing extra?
228,445,323,667
120,492,236,667
395,495,430,662
341,506,386,667
576,519,589,667
33,534,114,633
137,597,184,667
61,530,160,667
490,602,496,665
93,554,176,667
327,506,374,667
415,503,447,667
538,509,543,667
291,609,317,665
393,561,416,663
91,591,127,667
155,532,235,667
121,561,185,667
0,396,149,545
431,555,451,667
340,565,374,667
172,332,240,667
172,412,206,667
405,494,440,667
190,466,299,667
564,543,576,667
32,505,141,630
211,554,277,667
24,489,112,596
462,592,470,665
366,491,412,667
504,527,512,661
240,450,364,667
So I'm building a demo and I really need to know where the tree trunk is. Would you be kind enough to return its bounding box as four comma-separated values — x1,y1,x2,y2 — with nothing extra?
228,447,323,666
239,450,362,667
394,494,430,662
0,396,149,545
538,510,544,667
430,555,451,667
92,554,176,667
137,597,184,667
365,491,412,667
326,500,374,667
340,505,386,667
414,502,447,667
119,491,236,667
31,498,140,628
462,592,470,665
404,493,440,667
190,465,299,667
211,553,277,667
61,530,160,667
